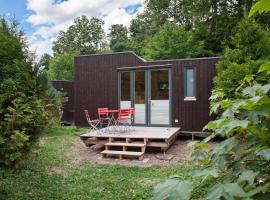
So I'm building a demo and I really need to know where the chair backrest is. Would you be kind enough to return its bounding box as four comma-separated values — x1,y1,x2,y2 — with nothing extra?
119,109,130,117
97,108,109,118
129,107,135,115
84,110,91,123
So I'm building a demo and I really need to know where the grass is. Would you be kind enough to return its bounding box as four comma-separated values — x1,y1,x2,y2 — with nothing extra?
0,126,205,200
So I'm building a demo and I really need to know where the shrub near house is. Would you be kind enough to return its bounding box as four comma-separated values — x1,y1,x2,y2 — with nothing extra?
153,1,270,199
0,18,62,166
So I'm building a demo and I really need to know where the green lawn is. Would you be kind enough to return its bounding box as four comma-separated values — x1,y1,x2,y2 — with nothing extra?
0,126,207,200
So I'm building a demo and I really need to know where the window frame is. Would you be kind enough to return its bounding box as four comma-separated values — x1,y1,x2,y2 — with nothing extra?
184,66,197,101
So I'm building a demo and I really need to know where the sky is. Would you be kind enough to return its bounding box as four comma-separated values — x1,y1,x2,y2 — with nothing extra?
0,0,144,58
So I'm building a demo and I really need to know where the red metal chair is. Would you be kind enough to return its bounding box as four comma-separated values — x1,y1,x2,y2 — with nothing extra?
97,108,111,128
129,108,135,131
113,109,131,132
84,110,100,131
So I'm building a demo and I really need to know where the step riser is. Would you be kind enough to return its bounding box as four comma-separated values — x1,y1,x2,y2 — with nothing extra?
105,143,146,147
101,150,144,156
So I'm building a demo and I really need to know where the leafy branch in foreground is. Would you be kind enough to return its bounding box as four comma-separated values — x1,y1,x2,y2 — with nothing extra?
153,63,270,199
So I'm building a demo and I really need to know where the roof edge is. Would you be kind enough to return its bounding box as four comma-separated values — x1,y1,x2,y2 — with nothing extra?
75,51,219,63
75,51,146,62
146,56,220,63
51,80,74,83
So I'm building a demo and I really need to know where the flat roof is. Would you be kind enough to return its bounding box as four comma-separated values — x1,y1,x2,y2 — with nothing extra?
75,51,220,63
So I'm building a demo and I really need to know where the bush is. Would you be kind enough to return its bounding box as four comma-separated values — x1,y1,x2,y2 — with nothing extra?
214,18,270,97
0,18,62,166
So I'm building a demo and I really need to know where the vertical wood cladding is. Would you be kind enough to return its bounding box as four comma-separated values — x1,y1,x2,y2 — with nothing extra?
74,52,218,131
51,81,74,122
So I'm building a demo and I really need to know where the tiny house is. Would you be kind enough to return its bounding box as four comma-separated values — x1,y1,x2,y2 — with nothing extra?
72,52,218,132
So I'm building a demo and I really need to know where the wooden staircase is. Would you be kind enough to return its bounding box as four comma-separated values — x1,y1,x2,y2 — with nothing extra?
101,138,147,161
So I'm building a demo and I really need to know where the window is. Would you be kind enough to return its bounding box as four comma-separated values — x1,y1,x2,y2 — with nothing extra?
120,72,131,109
184,67,196,101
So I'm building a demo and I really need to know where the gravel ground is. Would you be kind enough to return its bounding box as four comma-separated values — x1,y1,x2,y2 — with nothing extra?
68,137,219,167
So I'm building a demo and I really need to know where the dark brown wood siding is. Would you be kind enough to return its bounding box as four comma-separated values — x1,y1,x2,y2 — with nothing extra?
74,52,145,127
74,52,218,131
52,81,74,122
147,58,218,131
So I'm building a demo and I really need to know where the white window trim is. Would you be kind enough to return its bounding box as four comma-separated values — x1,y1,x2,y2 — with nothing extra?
184,96,197,101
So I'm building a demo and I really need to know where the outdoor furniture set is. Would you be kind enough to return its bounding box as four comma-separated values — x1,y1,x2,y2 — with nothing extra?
84,108,135,133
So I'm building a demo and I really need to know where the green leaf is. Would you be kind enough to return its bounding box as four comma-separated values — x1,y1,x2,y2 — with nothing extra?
203,118,228,131
241,110,269,124
206,183,247,200
243,75,254,83
256,148,270,161
212,137,237,155
212,155,227,168
191,150,207,160
210,102,221,115
249,0,270,17
238,170,259,186
209,89,225,101
194,169,219,181
153,177,193,200
261,84,270,94
258,62,270,75
248,183,270,196
223,119,249,136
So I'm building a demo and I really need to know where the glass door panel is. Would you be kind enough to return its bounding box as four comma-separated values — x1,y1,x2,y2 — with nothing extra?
134,71,146,124
150,70,170,125
120,72,131,109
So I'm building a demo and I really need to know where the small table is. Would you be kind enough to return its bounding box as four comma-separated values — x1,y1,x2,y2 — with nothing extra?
108,110,119,120
108,110,119,132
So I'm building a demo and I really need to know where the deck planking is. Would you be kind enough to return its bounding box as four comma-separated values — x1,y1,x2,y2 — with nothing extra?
80,126,180,139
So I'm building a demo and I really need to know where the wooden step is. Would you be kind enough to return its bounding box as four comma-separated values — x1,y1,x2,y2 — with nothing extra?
105,142,146,147
101,150,144,156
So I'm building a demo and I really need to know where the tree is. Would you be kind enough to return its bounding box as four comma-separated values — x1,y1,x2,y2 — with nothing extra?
0,17,62,166
108,24,129,52
48,50,79,81
153,3,270,199
129,0,270,57
214,18,270,97
37,53,51,70
144,22,204,60
129,12,154,56
0,18,25,65
52,16,106,55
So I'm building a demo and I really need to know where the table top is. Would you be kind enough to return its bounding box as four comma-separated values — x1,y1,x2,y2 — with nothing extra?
108,110,119,113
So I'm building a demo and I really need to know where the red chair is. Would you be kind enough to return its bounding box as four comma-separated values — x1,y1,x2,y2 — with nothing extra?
129,108,135,131
113,109,131,132
84,110,100,131
97,108,111,128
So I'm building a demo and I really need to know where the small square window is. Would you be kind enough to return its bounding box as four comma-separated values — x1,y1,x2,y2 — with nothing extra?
184,67,196,101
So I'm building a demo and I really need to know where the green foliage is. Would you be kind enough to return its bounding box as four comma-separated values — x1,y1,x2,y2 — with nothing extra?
153,176,193,200
129,0,270,57
249,0,270,17
214,18,270,97
48,50,79,81
144,23,204,60
37,53,51,70
154,64,270,199
52,15,106,55
0,126,207,200
153,5,270,199
206,183,247,200
108,24,129,52
0,17,62,166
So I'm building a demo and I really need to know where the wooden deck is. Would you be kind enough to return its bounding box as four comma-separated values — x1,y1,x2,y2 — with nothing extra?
80,126,180,160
